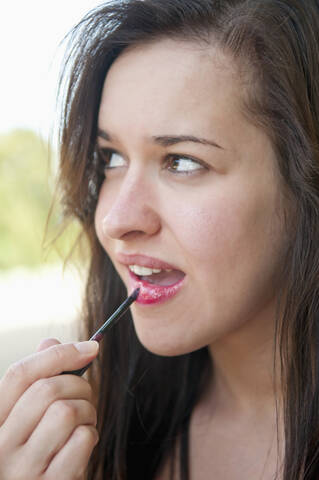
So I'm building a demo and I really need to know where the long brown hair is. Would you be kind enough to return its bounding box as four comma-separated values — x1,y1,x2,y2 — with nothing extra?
57,1,319,478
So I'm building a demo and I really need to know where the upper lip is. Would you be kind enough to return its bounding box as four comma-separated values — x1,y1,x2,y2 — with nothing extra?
116,252,182,271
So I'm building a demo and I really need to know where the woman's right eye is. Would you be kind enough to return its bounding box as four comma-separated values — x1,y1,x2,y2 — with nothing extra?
99,148,126,170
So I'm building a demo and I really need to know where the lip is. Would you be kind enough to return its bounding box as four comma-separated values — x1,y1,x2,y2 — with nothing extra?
116,252,179,271
116,252,185,305
128,269,185,305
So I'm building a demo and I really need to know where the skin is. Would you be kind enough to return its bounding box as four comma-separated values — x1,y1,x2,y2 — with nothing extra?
95,39,289,478
0,339,99,480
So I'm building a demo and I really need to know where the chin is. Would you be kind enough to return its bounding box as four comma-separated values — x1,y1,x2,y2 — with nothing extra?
133,320,205,357
144,344,188,357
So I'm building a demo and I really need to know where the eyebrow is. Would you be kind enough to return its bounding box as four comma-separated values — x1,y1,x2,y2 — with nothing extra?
97,128,224,150
97,128,112,141
152,134,223,149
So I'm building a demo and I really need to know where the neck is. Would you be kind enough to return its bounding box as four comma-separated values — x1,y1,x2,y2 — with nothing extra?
189,305,285,480
207,303,282,418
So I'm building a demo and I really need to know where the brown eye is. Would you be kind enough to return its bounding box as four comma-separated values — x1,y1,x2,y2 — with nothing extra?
165,155,206,174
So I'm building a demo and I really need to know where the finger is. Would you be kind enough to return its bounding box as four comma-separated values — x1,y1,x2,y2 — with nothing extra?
23,399,97,474
1,374,92,448
43,425,98,480
0,341,99,426
36,338,61,353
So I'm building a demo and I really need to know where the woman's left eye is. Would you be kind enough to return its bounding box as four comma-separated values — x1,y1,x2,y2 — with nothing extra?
164,155,207,174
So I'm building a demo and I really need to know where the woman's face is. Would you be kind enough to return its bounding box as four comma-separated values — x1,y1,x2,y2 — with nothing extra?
95,39,289,356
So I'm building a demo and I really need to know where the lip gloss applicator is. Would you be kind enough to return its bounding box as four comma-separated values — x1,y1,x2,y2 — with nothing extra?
62,287,140,377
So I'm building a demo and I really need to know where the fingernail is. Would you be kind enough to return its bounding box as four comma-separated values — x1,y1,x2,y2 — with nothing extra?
74,341,99,354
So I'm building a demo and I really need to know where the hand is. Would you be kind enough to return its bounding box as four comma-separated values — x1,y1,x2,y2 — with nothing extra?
0,338,99,480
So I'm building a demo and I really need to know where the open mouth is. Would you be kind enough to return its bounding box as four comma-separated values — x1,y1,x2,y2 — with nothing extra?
127,265,186,304
128,265,185,286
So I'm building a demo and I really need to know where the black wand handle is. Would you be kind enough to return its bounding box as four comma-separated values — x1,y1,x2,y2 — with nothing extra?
61,288,140,377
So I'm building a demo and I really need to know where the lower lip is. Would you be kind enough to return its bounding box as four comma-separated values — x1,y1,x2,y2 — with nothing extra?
128,270,185,305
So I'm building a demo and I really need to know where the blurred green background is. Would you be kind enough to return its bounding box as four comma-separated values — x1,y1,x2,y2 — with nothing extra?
0,129,80,270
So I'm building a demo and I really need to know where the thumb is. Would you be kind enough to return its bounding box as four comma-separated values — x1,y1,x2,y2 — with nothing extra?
36,338,61,352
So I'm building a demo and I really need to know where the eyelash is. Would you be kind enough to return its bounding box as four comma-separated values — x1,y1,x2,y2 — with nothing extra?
96,147,208,176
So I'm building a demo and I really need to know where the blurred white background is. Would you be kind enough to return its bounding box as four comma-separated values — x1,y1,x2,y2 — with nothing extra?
0,0,105,374
0,0,104,135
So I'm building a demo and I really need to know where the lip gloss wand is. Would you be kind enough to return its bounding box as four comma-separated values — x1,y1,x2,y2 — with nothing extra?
61,287,140,377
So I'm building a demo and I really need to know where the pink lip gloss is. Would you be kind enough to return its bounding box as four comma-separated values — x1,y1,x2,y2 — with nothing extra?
128,270,185,305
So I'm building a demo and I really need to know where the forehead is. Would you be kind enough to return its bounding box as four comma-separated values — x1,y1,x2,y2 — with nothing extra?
98,39,245,146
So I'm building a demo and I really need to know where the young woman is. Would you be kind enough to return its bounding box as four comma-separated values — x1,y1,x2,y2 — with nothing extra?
1,0,319,478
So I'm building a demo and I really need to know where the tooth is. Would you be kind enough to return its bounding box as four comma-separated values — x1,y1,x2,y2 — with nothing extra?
139,266,152,276
129,265,161,276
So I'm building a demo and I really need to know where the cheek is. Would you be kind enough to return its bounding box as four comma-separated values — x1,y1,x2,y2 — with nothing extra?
158,185,286,350
169,194,248,264
170,183,285,293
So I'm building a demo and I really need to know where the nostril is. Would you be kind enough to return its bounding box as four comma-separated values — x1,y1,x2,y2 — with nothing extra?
120,230,146,241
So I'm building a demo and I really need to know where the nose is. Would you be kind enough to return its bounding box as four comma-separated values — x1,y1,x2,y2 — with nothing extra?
99,172,161,241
